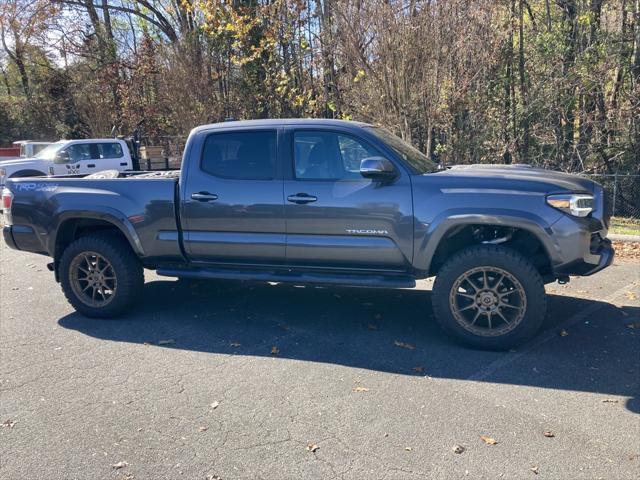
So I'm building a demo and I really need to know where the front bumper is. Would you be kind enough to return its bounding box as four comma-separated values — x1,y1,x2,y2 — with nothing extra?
555,234,615,277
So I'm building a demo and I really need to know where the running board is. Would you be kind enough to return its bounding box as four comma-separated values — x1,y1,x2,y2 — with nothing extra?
156,267,416,288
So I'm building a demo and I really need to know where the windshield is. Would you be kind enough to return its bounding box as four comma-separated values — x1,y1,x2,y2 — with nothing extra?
34,142,67,160
367,126,438,174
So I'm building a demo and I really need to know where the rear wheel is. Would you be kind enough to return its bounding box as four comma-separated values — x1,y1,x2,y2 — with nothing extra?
432,245,546,350
59,234,143,317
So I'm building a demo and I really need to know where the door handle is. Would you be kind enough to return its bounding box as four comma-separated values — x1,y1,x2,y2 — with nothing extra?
287,193,317,204
120,162,127,166
191,192,218,202
87,164,95,168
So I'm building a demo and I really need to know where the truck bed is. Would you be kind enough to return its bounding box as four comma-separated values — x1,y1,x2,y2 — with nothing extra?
5,173,183,262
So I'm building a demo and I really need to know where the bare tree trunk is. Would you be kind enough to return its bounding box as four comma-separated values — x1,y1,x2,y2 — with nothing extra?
518,0,529,162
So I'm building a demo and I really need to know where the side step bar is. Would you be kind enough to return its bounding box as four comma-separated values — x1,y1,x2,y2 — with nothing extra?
156,267,416,289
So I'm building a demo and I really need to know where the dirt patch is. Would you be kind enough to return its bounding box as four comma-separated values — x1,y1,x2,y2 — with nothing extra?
612,240,640,263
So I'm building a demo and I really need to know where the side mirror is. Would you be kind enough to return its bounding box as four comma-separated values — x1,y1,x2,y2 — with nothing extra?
360,157,397,181
54,150,70,164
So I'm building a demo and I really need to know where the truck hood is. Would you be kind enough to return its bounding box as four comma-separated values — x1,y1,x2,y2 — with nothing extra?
432,164,595,193
0,157,42,167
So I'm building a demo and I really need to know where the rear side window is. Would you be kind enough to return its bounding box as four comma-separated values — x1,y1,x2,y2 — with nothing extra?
201,130,277,180
97,143,123,159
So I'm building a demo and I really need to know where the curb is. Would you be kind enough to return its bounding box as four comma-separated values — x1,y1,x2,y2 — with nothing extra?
609,234,640,243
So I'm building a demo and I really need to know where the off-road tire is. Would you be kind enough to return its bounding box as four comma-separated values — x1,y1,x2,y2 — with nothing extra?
432,244,546,350
59,234,143,318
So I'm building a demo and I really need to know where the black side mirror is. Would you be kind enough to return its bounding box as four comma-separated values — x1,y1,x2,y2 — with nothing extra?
360,157,397,181
54,150,70,164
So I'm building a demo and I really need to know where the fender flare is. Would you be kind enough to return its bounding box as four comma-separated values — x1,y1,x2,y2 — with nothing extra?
49,207,145,258
414,208,563,272
9,169,47,178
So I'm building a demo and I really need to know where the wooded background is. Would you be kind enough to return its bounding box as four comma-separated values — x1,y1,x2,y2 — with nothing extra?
1,0,638,173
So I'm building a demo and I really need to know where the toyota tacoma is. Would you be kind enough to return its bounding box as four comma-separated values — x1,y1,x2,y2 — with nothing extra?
1,119,614,349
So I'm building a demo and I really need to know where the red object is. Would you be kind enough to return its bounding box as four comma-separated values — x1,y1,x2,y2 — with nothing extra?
0,147,20,157
2,189,13,211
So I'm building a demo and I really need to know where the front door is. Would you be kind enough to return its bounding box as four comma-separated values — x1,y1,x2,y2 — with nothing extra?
284,128,414,272
181,128,286,265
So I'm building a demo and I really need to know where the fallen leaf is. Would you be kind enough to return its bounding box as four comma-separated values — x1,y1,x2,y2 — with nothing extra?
206,475,222,480
543,431,554,438
1,419,15,428
625,291,638,301
452,445,465,454
229,342,241,347
270,346,280,355
210,401,220,409
367,323,378,331
112,461,129,469
394,340,415,350
625,322,640,329
480,435,498,445
404,446,413,451
199,426,208,432
352,386,369,392
531,466,539,475
306,443,319,452
559,329,569,337
412,366,424,373
158,339,175,346
602,398,619,403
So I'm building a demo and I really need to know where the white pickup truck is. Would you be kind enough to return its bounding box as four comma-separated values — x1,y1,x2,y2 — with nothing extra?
0,139,133,186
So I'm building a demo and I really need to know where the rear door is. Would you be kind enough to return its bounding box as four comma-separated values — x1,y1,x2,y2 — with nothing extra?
180,128,286,265
283,127,414,272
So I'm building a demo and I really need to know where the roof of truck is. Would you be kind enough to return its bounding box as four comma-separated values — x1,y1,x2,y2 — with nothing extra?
191,118,372,134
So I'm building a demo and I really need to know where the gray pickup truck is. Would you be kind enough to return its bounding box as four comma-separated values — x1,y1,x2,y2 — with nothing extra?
2,119,613,349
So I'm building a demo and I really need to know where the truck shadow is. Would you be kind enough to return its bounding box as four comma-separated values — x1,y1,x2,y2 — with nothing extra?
58,278,640,413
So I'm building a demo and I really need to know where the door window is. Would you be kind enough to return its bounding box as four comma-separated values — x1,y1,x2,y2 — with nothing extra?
294,131,380,180
201,130,277,180
65,144,93,162
97,143,124,159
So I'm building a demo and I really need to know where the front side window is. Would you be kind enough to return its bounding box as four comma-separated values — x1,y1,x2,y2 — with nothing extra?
294,131,379,180
97,143,123,159
201,130,277,180
65,144,93,162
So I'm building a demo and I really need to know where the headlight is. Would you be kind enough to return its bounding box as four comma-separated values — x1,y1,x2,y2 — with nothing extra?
546,194,594,217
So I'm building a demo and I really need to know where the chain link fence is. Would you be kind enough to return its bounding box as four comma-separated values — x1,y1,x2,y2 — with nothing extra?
581,173,640,220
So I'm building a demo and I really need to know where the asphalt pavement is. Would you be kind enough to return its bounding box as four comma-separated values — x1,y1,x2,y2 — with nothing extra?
1,241,639,479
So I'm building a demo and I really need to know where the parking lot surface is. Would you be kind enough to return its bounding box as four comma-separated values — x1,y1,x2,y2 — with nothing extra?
1,242,639,479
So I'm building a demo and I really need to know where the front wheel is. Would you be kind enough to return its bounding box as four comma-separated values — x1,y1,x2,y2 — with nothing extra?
432,245,546,350
59,234,144,318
